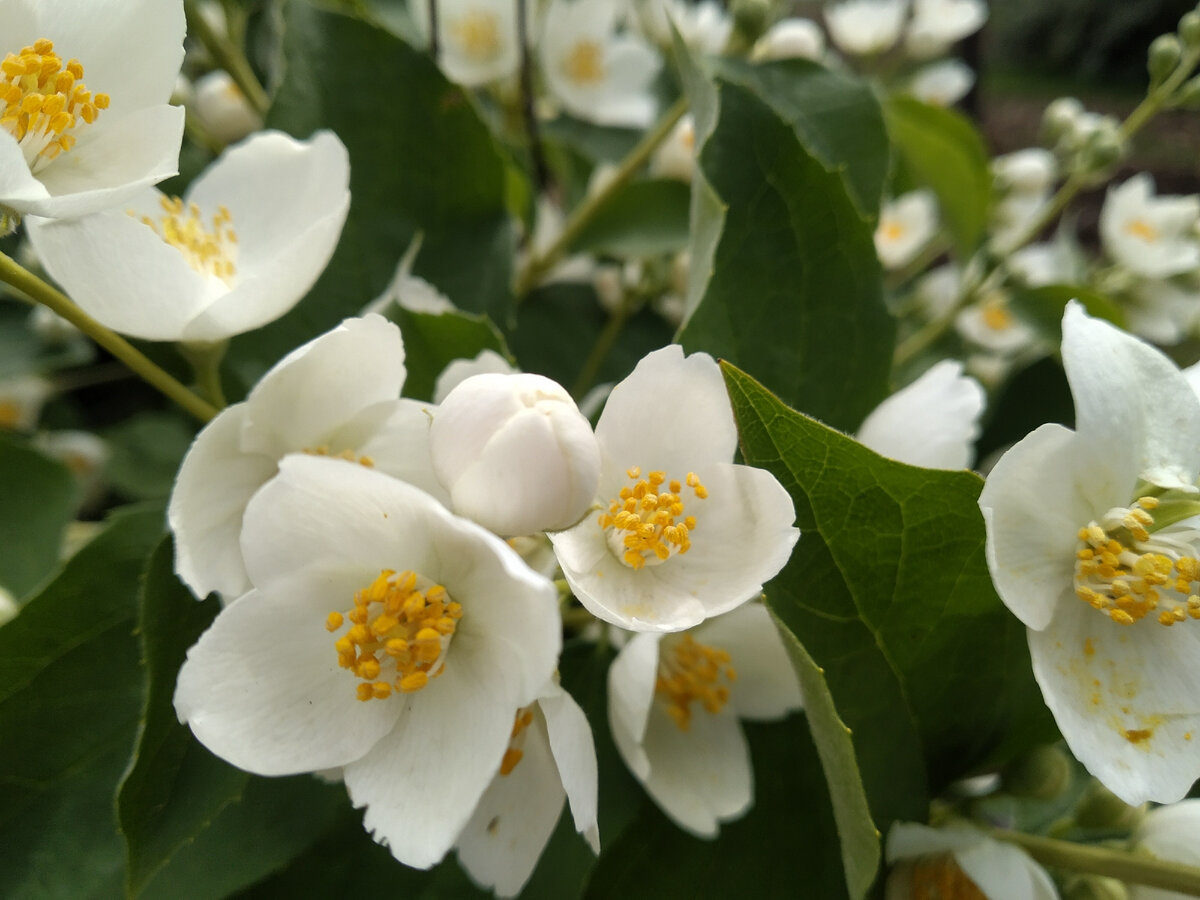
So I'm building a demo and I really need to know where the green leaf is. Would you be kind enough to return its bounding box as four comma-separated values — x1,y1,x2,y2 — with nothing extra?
721,363,1056,823
117,539,345,900
715,58,890,219
678,69,894,430
234,0,515,372
104,412,197,502
0,433,78,599
885,96,993,257
0,505,165,899
1008,284,1127,341
583,717,850,900
0,301,95,379
569,179,691,259
769,609,880,899
390,308,511,401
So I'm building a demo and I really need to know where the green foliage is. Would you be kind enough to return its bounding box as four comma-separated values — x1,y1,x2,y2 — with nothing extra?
0,433,78,599
678,59,895,431
390,308,512,401
570,179,692,259
104,412,197,502
721,363,1057,835
0,505,164,899
885,97,993,257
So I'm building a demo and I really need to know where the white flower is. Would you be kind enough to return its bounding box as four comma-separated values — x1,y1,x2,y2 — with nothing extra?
191,70,262,146
1100,174,1200,280
649,114,696,182
825,0,908,56
913,263,962,320
856,360,985,470
993,149,1057,198
752,18,826,62
875,190,938,269
956,291,1037,356
0,374,52,430
430,372,602,536
608,602,802,836
25,130,349,343
433,349,518,405
1127,280,1200,346
908,59,975,107
885,822,1059,900
636,0,732,55
1006,241,1082,288
410,0,521,87
904,0,987,59
1129,800,1200,900
174,453,562,870
979,303,1200,805
169,315,446,601
455,682,599,897
548,345,799,632
541,0,662,128
0,0,186,219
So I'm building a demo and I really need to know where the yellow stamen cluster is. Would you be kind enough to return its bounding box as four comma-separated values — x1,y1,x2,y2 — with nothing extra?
879,220,906,242
1074,496,1200,627
0,401,20,429
137,196,238,283
981,297,1014,331
598,467,707,570
564,41,605,85
327,569,462,702
655,634,737,731
1125,218,1160,243
303,445,375,468
450,11,502,60
1,39,109,170
499,707,535,776
905,855,987,900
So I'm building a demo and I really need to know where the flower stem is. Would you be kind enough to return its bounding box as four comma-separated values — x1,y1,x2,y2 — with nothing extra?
572,298,634,399
989,829,1200,896
184,0,270,116
0,252,219,423
513,96,689,299
180,340,229,409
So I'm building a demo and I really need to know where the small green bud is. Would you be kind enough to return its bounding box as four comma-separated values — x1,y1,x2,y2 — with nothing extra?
1080,122,1126,172
1180,10,1200,46
1042,97,1083,143
1063,874,1129,900
1149,34,1183,85
730,0,771,46
1075,780,1145,830
1174,74,1200,109
1003,745,1072,800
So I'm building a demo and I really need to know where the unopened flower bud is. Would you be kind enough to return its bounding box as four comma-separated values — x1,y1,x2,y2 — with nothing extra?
192,70,263,145
1174,74,1200,109
1063,875,1129,900
0,584,16,626
1042,97,1083,142
430,373,601,536
1003,745,1072,800
1180,10,1200,47
1149,34,1183,86
1081,124,1125,172
1075,780,1145,831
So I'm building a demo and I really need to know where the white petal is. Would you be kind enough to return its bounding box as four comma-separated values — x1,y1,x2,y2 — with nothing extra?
856,360,985,470
955,837,1060,900
348,398,450,506
456,708,566,897
1133,800,1200,900
343,645,522,869
1062,303,1200,484
240,315,406,457
886,822,980,861
173,588,402,775
635,704,752,837
168,404,278,599
694,603,803,721
433,350,518,405
980,423,1118,631
0,132,51,209
596,346,738,479
607,631,662,778
540,684,600,852
1029,600,1200,805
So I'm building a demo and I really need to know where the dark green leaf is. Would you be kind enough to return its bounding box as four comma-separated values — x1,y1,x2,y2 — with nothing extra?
0,505,165,899
885,97,993,257
232,0,515,372
570,179,691,259
679,70,894,430
104,412,197,502
721,363,1056,823
1009,283,1127,341
117,539,345,899
390,308,510,401
0,433,78,599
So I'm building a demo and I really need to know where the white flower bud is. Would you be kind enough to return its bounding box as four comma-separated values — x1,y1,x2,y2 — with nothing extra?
0,584,17,626
430,373,601,536
192,70,263,146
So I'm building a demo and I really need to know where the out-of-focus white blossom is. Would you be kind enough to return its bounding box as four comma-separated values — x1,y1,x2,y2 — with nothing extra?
904,0,987,59
825,0,908,56
410,0,521,87
886,822,1058,899
752,18,826,61
0,374,52,431
191,70,262,146
650,115,696,182
875,190,938,269
908,59,974,107
1100,174,1200,280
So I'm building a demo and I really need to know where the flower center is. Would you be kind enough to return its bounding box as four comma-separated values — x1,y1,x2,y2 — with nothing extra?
880,220,906,243
598,466,707,570
655,634,737,731
133,197,239,284
981,297,1013,331
1,39,109,173
904,855,987,900
564,40,605,85
1125,218,1160,243
326,569,462,701
302,445,375,467
449,11,502,61
0,401,20,429
499,706,535,776
1074,495,1200,627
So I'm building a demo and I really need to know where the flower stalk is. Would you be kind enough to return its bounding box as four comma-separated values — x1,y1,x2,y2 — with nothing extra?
184,0,269,116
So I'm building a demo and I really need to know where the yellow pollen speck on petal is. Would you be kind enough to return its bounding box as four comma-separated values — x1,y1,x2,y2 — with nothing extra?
600,466,708,569
1,39,107,172
449,11,502,61
1123,727,1154,744
1083,637,1095,657
655,634,735,731
1126,218,1160,243
499,747,524,776
327,569,458,701
563,40,605,85
497,707,536,776
133,196,239,283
